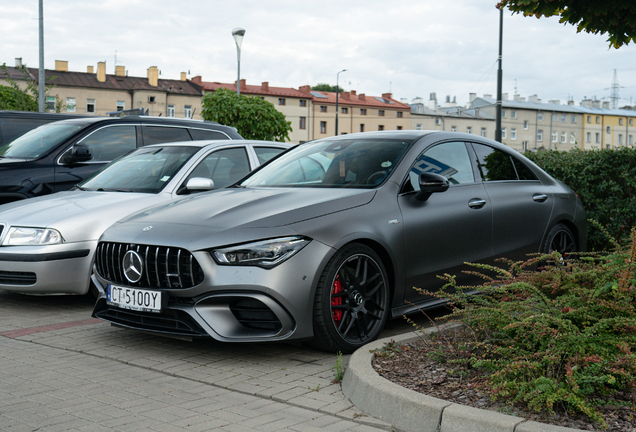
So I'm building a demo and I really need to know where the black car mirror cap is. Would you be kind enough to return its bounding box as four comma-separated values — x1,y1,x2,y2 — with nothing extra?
415,172,449,201
64,144,92,164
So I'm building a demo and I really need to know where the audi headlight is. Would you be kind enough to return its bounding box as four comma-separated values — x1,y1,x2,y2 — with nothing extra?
3,227,63,246
212,236,310,268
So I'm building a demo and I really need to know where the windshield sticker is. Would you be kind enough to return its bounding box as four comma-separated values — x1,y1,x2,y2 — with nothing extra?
381,161,392,168
160,176,170,182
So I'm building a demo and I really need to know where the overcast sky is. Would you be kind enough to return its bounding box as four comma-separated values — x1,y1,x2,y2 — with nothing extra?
2,0,635,107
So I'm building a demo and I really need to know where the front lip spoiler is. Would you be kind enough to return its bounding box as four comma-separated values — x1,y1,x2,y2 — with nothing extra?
0,249,90,262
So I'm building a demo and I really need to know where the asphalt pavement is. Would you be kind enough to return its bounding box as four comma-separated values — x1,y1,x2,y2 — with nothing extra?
0,290,445,432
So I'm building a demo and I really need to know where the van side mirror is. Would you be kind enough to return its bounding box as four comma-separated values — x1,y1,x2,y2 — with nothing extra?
415,172,449,201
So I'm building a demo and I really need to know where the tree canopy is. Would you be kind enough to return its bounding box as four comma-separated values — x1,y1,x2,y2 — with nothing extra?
498,0,636,48
201,87,292,142
311,83,343,93
0,63,64,112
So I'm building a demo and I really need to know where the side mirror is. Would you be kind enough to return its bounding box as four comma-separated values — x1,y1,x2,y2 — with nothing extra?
184,177,215,193
63,144,92,164
415,172,449,201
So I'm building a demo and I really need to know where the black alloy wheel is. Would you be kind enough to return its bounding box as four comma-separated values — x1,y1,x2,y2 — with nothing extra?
310,243,389,353
542,223,577,258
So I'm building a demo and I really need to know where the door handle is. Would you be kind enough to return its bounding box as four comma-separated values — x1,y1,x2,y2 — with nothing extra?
533,193,548,202
468,198,487,209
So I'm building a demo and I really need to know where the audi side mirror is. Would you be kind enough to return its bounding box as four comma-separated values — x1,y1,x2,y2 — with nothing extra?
415,172,449,201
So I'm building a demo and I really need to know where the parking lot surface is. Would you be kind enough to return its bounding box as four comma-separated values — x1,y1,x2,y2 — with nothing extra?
0,291,443,431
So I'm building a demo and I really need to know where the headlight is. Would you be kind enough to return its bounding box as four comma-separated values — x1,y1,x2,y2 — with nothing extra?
3,227,64,246
212,236,310,268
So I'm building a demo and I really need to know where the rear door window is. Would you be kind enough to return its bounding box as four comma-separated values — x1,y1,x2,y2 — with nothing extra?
472,143,537,181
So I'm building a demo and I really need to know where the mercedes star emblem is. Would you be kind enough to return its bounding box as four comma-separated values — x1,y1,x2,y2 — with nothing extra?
123,250,144,283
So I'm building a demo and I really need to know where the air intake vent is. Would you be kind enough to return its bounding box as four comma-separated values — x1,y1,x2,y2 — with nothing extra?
95,242,204,289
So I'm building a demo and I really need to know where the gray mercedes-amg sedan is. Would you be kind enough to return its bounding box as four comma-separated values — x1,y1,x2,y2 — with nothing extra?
91,130,587,353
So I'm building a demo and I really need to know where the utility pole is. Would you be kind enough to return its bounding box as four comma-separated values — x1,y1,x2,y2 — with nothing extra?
495,7,503,142
38,0,45,112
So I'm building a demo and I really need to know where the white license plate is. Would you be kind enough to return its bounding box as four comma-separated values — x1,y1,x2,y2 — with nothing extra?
107,285,162,313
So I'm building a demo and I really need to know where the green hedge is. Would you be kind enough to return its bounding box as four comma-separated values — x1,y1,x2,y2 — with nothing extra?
525,148,636,251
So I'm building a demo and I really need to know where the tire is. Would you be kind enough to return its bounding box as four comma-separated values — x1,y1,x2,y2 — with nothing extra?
309,243,390,353
541,223,577,258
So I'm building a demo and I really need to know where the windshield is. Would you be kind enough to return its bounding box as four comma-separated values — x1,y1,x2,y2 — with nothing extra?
240,138,410,188
0,122,85,158
78,146,199,194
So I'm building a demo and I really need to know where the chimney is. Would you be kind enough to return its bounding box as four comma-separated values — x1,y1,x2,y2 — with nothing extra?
115,65,126,77
55,60,68,72
235,79,246,90
359,94,366,101
428,98,438,110
147,66,158,87
299,85,311,94
469,92,476,102
261,82,269,91
382,92,392,100
502,93,508,100
15,57,22,68
180,72,187,81
341,91,350,101
567,100,575,106
191,75,202,85
87,65,94,74
602,101,610,109
97,61,106,82
528,94,540,103
483,94,492,99
592,100,601,108
351,90,356,96
549,100,561,105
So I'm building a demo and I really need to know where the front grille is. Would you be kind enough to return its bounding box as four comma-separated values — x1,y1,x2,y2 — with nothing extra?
230,298,283,331
94,306,207,337
95,242,204,289
0,270,36,285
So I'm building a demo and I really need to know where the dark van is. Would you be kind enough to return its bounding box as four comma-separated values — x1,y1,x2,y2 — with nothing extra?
0,116,242,204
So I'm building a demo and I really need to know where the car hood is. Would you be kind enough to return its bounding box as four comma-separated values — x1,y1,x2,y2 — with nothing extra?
0,191,170,243
117,187,376,230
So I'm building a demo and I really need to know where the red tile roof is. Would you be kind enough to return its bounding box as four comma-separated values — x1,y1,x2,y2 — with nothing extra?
193,77,310,98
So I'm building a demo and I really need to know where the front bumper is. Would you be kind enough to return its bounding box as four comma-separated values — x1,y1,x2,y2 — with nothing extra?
91,240,334,343
0,241,95,295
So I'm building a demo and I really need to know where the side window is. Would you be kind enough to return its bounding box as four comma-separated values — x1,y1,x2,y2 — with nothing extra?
189,129,230,141
472,143,535,181
188,147,250,189
254,146,285,164
404,141,474,193
143,126,192,144
79,125,137,162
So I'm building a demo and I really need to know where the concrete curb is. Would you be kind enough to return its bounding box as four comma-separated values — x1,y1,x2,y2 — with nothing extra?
342,325,583,432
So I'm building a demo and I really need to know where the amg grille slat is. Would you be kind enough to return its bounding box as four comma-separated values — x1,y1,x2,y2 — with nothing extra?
95,242,204,290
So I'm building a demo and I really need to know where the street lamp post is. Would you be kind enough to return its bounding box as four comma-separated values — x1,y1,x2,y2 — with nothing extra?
232,28,245,95
335,69,347,135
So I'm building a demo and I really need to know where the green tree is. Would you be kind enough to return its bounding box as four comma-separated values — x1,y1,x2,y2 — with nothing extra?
201,87,292,142
311,83,343,93
498,0,636,48
0,63,65,112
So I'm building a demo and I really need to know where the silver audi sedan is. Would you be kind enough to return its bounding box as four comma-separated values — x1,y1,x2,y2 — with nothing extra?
0,140,290,295
91,131,587,352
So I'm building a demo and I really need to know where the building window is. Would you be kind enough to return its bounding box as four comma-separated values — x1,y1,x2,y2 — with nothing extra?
537,130,543,141
320,121,327,133
561,114,566,122
606,126,611,134
586,132,591,142
167,105,175,117
595,133,600,143
502,110,506,118
116,101,125,112
299,100,306,107
86,98,96,113
397,112,403,118
451,126,457,132
467,126,472,134
619,134,624,144
522,141,529,151
148,96,156,103
570,133,576,144
571,115,576,123
278,98,286,105
551,131,557,142
561,132,567,143
630,119,634,126
501,128,506,139
552,113,558,121
184,105,192,119
511,110,517,118
416,123,422,130
299,117,306,130
587,116,591,123
480,127,486,137
397,126,403,130
435,118,441,125
629,135,633,145
523,120,528,130
378,110,385,116
596,116,600,124
619,118,624,126
320,106,327,112
341,107,348,114
378,125,384,131
511,128,517,140
360,124,365,132
66,97,76,112
45,96,55,112
360,109,366,115
538,113,543,121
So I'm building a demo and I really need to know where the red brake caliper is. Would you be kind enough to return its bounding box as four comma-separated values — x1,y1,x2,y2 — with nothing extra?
331,276,343,325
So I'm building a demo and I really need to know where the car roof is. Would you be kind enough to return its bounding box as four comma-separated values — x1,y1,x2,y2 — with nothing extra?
144,139,293,150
